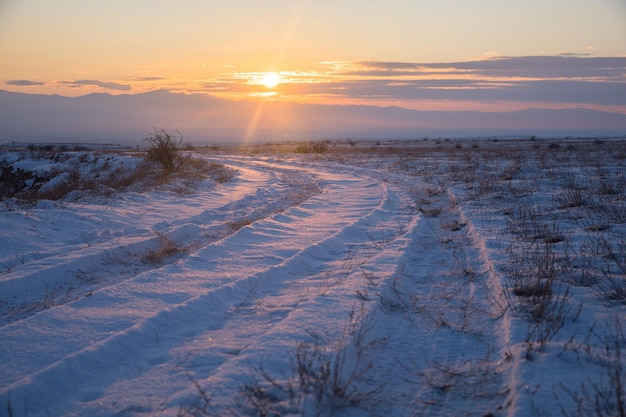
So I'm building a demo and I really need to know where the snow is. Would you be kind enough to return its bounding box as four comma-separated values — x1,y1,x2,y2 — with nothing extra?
0,138,624,416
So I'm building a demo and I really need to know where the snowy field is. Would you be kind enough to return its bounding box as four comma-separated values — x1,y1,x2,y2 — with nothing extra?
0,138,625,417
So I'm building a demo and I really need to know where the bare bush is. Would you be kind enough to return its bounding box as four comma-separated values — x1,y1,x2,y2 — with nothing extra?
205,162,236,184
144,129,187,172
176,374,220,417
594,237,626,304
504,242,579,359
554,188,587,209
240,305,390,416
557,316,625,417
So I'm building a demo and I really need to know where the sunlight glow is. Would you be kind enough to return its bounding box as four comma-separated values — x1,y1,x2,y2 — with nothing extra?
261,72,281,88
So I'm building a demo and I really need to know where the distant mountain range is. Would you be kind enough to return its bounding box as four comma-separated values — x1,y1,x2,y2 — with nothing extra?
1,89,625,144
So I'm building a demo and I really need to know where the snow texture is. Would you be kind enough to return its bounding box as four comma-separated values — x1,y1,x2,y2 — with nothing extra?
0,138,624,417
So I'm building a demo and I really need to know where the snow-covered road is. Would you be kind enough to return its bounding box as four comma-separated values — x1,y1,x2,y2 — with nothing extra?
0,155,421,416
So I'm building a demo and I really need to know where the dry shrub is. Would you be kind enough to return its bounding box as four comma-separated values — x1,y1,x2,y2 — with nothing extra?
205,162,236,184
557,316,625,417
142,233,182,264
594,237,626,304
144,129,187,172
239,305,390,416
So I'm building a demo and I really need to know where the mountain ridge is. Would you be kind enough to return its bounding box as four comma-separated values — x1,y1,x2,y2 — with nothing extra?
1,89,625,143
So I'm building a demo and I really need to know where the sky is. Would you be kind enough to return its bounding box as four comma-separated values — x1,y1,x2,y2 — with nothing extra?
1,0,625,113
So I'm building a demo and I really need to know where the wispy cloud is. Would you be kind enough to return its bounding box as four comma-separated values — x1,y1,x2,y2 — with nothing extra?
6,80,46,86
280,56,626,109
303,79,625,106
59,80,132,91
132,77,166,81
192,55,625,112
337,56,626,81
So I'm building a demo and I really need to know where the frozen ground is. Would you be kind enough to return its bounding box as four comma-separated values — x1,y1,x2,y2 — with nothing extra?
0,138,624,417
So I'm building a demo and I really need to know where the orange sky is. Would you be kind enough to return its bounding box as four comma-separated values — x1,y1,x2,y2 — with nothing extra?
1,1,625,113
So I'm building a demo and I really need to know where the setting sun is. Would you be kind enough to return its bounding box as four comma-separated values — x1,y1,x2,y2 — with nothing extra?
261,72,281,88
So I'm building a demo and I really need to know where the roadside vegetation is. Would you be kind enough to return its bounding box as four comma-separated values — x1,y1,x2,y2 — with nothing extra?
0,130,235,208
356,137,625,416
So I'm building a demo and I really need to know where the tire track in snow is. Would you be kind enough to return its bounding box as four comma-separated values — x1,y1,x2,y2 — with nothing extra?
362,183,511,416
0,158,418,417
0,162,319,327
0,162,315,385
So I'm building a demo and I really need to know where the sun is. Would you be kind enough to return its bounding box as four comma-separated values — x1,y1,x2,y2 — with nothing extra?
260,72,281,88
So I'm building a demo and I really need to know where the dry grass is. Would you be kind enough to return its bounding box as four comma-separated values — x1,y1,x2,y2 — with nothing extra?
238,304,390,416
0,146,236,206
557,316,625,417
142,233,183,264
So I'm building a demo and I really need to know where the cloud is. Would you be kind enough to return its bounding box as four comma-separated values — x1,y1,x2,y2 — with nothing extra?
342,56,626,80
313,79,626,106
6,80,46,86
59,79,132,91
133,77,165,81
557,52,592,57
443,56,626,79
284,56,625,107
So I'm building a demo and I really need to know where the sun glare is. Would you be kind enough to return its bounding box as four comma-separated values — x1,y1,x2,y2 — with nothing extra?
261,72,281,88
